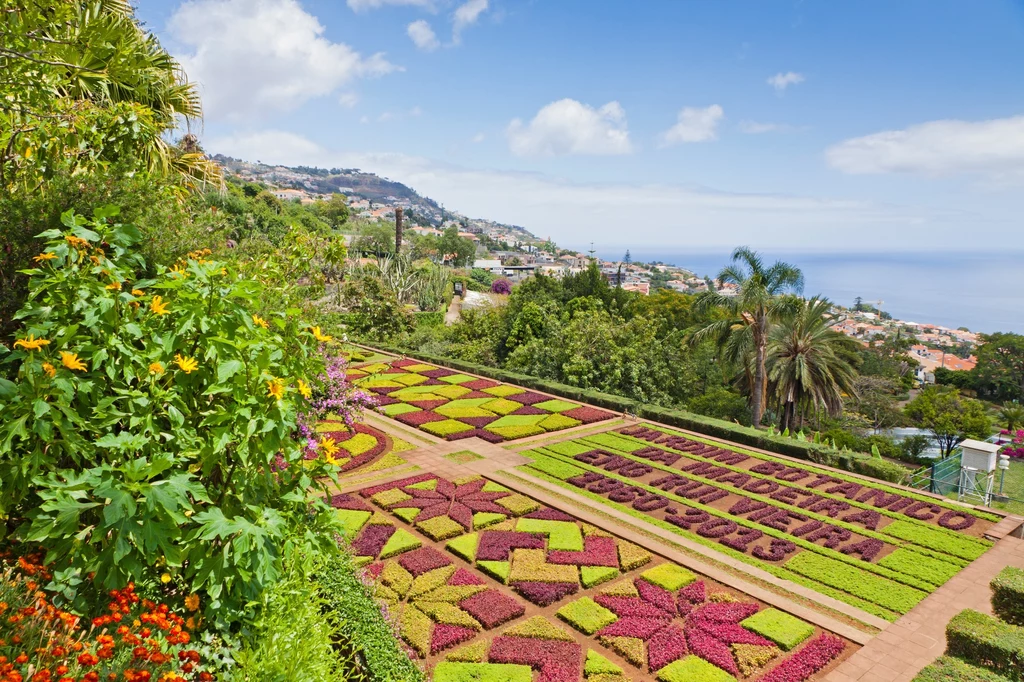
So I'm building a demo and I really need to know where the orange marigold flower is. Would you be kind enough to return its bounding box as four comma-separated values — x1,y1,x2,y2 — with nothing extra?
77,652,98,666
13,334,49,351
59,351,86,372
131,289,144,297
184,594,199,612
150,295,170,315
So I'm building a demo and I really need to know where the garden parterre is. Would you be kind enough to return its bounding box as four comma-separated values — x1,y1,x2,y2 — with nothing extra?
308,418,417,475
336,472,853,680
348,358,616,441
517,424,998,622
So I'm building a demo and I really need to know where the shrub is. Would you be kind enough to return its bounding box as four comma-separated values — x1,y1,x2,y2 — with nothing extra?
0,209,353,625
740,608,814,651
946,609,1024,678
491,278,513,295
913,656,1015,682
315,549,425,682
993,567,1024,627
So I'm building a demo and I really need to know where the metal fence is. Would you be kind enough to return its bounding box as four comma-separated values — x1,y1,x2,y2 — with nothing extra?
908,452,963,496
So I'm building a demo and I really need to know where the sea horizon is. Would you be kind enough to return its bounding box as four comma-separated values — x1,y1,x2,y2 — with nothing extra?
583,248,1024,335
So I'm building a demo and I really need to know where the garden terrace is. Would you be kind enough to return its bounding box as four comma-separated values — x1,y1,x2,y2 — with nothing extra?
515,425,999,622
333,472,856,681
348,357,616,442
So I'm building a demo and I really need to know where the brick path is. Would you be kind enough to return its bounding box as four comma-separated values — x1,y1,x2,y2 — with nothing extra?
824,530,1024,682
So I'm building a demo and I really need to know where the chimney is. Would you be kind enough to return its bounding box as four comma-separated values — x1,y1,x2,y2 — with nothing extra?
395,207,404,252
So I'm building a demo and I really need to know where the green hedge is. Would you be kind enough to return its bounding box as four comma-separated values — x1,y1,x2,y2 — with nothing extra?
413,311,444,328
315,550,425,682
947,609,1024,680
914,656,1014,682
366,343,909,484
993,567,1024,626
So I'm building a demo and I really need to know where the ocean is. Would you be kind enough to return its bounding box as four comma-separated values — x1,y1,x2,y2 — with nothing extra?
599,250,1024,335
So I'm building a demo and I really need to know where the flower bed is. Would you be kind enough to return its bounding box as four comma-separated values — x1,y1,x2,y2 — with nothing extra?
351,472,853,680
352,359,614,440
516,426,995,621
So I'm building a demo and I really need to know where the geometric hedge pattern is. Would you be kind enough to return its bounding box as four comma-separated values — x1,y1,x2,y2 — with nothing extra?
337,473,851,680
348,358,615,442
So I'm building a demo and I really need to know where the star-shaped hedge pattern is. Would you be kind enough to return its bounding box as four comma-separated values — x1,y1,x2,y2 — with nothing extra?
349,358,615,441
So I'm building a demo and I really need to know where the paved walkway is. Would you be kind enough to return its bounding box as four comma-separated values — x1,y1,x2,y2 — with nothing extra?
824,531,1024,682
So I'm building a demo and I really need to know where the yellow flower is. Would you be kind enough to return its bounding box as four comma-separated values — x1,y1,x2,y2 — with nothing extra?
131,289,144,297
184,594,200,612
150,295,170,315
309,326,333,343
325,454,340,466
297,379,312,399
60,351,87,372
252,314,269,329
160,573,171,584
266,378,285,400
319,437,340,459
33,252,57,263
64,235,88,248
13,334,49,351
171,263,188,278
106,281,122,291
90,255,101,265
174,354,198,374
42,363,56,378
149,362,165,376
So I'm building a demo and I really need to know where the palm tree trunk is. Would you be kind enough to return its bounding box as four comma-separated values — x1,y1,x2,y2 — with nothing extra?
752,339,766,427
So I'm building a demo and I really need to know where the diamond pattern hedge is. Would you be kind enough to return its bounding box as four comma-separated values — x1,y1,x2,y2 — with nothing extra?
347,358,615,441
344,473,853,680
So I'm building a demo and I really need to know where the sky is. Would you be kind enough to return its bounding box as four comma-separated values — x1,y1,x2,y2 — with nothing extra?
138,0,1024,254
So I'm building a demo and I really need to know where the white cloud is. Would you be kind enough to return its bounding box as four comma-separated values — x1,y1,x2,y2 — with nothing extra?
826,115,1024,179
739,120,798,134
347,0,434,12
169,0,398,121
507,99,632,157
338,92,359,108
471,132,485,143
767,71,805,92
407,20,440,51
660,105,724,146
206,129,988,252
374,106,424,123
453,0,488,42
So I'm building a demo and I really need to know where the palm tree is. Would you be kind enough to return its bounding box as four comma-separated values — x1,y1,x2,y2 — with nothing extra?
1000,402,1024,433
767,297,862,431
693,247,804,427
1,0,220,190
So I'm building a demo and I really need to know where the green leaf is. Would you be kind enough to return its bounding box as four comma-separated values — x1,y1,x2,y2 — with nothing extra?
0,378,16,399
33,399,50,419
167,404,184,428
217,360,244,383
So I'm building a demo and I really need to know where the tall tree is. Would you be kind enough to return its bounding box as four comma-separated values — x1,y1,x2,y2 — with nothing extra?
1,1,219,190
766,297,861,431
974,332,1024,402
692,247,804,427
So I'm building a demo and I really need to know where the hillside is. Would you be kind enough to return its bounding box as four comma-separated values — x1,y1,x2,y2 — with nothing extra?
212,155,540,242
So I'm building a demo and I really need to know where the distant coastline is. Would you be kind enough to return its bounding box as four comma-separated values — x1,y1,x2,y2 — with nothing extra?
590,249,1024,335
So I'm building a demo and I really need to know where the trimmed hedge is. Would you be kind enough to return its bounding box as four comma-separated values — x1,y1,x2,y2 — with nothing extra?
947,609,1024,679
914,656,1014,682
993,567,1024,627
413,311,445,329
366,343,909,484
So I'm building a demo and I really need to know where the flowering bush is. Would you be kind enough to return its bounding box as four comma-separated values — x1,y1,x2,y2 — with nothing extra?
1001,430,1024,458
0,557,213,682
0,209,361,625
490,279,512,296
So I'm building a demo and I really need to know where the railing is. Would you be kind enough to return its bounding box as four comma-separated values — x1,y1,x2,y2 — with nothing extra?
909,452,963,496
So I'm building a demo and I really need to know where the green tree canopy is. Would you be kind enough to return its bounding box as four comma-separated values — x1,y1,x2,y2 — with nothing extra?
904,386,991,457
974,332,1024,402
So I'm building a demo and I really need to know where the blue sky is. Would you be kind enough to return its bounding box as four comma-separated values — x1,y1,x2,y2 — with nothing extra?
138,0,1024,252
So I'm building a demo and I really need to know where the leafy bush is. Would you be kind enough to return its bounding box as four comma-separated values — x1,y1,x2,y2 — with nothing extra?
913,656,1014,682
0,209,349,626
993,567,1024,626
946,609,1024,679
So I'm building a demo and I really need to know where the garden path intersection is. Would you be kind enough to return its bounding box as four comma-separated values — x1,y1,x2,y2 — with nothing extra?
316,345,1024,682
